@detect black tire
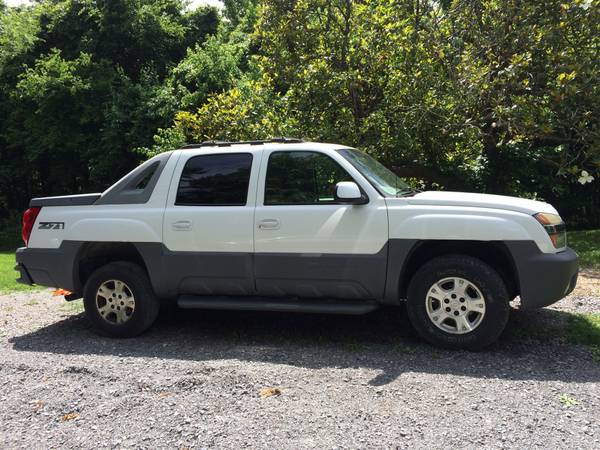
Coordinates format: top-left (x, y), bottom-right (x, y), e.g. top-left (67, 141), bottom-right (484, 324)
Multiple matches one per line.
top-left (406, 254), bottom-right (510, 350)
top-left (83, 261), bottom-right (159, 338)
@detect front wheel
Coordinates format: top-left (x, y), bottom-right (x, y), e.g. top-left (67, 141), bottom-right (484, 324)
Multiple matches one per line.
top-left (406, 255), bottom-right (510, 350)
top-left (83, 261), bottom-right (159, 338)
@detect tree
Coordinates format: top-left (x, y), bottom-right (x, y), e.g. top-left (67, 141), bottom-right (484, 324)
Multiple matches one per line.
top-left (1, 0), bottom-right (599, 228)
top-left (170, 0), bottom-right (600, 225)
top-left (0, 0), bottom-right (223, 212)
top-left (165, 30), bottom-right (250, 111)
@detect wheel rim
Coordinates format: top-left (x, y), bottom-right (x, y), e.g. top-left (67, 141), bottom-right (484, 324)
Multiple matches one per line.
top-left (95, 279), bottom-right (135, 325)
top-left (425, 277), bottom-right (486, 334)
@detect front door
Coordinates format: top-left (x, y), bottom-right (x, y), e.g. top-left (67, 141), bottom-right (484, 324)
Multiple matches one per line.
top-left (162, 150), bottom-right (261, 297)
top-left (254, 149), bottom-right (389, 299)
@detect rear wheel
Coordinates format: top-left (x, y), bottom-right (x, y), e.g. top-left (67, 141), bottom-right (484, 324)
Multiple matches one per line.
top-left (406, 255), bottom-right (510, 350)
top-left (83, 261), bottom-right (159, 337)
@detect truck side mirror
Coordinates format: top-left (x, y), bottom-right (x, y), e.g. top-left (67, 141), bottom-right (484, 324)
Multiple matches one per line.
top-left (335, 181), bottom-right (368, 204)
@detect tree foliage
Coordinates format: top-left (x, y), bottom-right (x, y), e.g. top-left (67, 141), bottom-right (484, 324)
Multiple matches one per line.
top-left (0, 0), bottom-right (221, 214)
top-left (1, 0), bottom-right (599, 227)
top-left (174, 0), bottom-right (600, 226)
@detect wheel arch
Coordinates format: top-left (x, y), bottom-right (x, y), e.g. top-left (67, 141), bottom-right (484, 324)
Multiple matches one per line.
top-left (393, 240), bottom-right (520, 301)
top-left (74, 242), bottom-right (150, 292)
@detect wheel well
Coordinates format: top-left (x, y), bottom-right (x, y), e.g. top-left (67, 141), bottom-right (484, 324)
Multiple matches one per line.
top-left (399, 240), bottom-right (520, 299)
top-left (76, 242), bottom-right (148, 290)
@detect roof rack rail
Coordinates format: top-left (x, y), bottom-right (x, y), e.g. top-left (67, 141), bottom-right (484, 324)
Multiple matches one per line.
top-left (181, 137), bottom-right (303, 149)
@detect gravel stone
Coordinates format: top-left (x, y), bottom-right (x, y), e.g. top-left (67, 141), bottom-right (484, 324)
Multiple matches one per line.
top-left (0, 286), bottom-right (599, 449)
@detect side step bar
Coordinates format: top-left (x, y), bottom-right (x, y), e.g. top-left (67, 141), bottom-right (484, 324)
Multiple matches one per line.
top-left (177, 296), bottom-right (379, 315)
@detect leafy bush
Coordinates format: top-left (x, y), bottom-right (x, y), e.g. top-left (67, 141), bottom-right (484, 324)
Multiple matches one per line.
top-left (1, 0), bottom-right (599, 227)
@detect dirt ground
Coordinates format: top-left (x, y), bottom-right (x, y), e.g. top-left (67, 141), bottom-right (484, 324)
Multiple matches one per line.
top-left (0, 273), bottom-right (599, 449)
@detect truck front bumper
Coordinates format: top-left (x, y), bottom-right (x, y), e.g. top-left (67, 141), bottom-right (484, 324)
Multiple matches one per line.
top-left (506, 242), bottom-right (579, 309)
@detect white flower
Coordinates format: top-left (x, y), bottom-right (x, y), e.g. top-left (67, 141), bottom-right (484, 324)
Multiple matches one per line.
top-left (581, 0), bottom-right (593, 10)
top-left (578, 170), bottom-right (594, 185)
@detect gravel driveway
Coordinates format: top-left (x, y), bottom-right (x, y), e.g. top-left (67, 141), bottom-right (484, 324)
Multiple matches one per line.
top-left (1, 273), bottom-right (599, 449)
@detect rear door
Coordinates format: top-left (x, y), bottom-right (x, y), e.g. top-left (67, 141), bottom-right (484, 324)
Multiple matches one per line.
top-left (162, 150), bottom-right (261, 297)
top-left (253, 149), bottom-right (389, 300)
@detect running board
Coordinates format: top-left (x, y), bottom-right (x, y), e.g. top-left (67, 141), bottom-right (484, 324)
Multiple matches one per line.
top-left (177, 296), bottom-right (379, 315)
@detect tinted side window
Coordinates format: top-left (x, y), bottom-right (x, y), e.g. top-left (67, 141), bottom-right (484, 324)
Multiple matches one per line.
top-left (265, 151), bottom-right (353, 205)
top-left (176, 153), bottom-right (253, 206)
top-left (134, 162), bottom-right (158, 190)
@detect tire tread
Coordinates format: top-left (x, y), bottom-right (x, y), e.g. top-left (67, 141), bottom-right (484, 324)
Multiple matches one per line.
top-left (83, 261), bottom-right (159, 338)
top-left (406, 254), bottom-right (510, 350)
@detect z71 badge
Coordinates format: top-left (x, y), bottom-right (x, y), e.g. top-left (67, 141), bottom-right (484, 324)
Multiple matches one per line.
top-left (38, 222), bottom-right (65, 230)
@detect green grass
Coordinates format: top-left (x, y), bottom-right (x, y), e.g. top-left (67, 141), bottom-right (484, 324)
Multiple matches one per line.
top-left (511, 312), bottom-right (600, 362)
top-left (590, 346), bottom-right (600, 363)
top-left (568, 230), bottom-right (600, 269)
top-left (0, 226), bottom-right (20, 251)
top-left (0, 251), bottom-right (40, 294)
top-left (558, 394), bottom-right (580, 407)
top-left (510, 313), bottom-right (600, 347)
top-left (565, 313), bottom-right (600, 363)
top-left (565, 313), bottom-right (600, 346)
top-left (61, 299), bottom-right (84, 314)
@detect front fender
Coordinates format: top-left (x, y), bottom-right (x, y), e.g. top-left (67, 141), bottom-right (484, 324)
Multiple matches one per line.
top-left (387, 203), bottom-right (556, 254)
top-left (393, 213), bottom-right (528, 241)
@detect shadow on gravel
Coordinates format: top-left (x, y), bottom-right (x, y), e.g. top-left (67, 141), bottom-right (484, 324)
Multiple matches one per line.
top-left (9, 305), bottom-right (600, 385)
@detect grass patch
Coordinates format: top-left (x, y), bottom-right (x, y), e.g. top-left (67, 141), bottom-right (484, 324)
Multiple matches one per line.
top-left (340, 338), bottom-right (368, 353)
top-left (565, 313), bottom-right (600, 346)
top-left (0, 251), bottom-right (40, 294)
top-left (590, 346), bottom-right (600, 363)
top-left (0, 221), bottom-right (37, 294)
top-left (568, 229), bottom-right (600, 269)
top-left (0, 221), bottom-right (21, 251)
top-left (558, 394), bottom-right (580, 407)
top-left (396, 343), bottom-right (417, 355)
top-left (515, 313), bottom-right (600, 348)
top-left (508, 323), bottom-right (556, 341)
top-left (60, 299), bottom-right (84, 314)
top-left (566, 313), bottom-right (600, 363)
top-left (511, 312), bottom-right (600, 362)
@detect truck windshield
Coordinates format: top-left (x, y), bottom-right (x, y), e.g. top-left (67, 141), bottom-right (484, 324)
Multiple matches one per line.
top-left (337, 148), bottom-right (415, 197)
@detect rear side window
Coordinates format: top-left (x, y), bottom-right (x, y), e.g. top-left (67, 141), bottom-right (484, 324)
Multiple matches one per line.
top-left (176, 153), bottom-right (253, 206)
top-left (134, 162), bottom-right (158, 190)
top-left (96, 152), bottom-right (173, 205)
top-left (265, 151), bottom-right (353, 205)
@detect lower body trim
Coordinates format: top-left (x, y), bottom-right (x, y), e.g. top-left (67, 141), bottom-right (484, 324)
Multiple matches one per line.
top-left (178, 295), bottom-right (379, 314)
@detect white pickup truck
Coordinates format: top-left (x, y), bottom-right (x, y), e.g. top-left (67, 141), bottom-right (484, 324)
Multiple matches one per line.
top-left (15, 138), bottom-right (578, 349)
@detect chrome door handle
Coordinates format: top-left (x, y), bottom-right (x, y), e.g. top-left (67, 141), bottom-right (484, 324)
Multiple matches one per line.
top-left (172, 220), bottom-right (192, 231)
top-left (258, 219), bottom-right (280, 230)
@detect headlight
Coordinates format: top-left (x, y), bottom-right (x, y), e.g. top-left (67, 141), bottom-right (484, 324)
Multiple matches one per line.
top-left (534, 213), bottom-right (566, 248)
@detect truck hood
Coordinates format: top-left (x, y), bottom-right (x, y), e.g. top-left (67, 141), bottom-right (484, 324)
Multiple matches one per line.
top-left (401, 191), bottom-right (558, 215)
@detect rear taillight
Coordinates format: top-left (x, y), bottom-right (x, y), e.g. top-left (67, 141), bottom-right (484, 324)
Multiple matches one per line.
top-left (22, 206), bottom-right (41, 246)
